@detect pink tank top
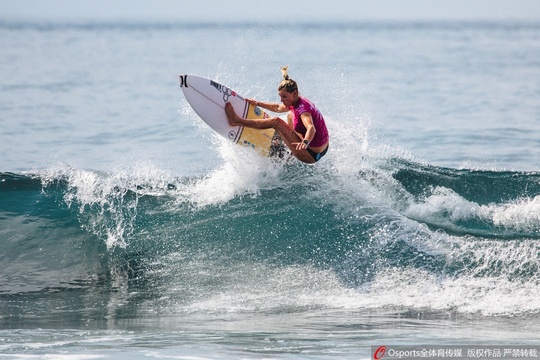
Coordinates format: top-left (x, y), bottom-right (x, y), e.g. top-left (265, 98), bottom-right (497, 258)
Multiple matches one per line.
top-left (289, 97), bottom-right (329, 148)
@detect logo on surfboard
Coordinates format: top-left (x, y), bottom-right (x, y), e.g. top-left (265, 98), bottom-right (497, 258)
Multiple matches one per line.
top-left (179, 74), bottom-right (188, 88)
top-left (210, 80), bottom-right (236, 102)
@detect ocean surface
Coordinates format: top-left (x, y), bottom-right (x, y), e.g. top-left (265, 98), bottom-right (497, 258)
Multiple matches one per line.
top-left (1, 20), bottom-right (540, 359)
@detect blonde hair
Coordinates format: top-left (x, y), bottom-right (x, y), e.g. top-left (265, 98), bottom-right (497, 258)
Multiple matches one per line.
top-left (278, 65), bottom-right (298, 93)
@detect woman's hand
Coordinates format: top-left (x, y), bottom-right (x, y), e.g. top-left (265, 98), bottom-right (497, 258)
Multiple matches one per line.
top-left (292, 140), bottom-right (309, 150)
top-left (246, 98), bottom-right (258, 107)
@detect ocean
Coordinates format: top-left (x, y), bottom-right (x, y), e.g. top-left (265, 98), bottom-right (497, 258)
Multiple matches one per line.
top-left (1, 20), bottom-right (540, 359)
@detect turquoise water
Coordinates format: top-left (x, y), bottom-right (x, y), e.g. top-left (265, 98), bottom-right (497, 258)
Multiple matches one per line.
top-left (1, 21), bottom-right (540, 359)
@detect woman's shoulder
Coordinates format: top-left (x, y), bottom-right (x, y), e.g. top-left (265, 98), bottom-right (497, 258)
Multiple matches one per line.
top-left (299, 96), bottom-right (321, 113)
top-left (297, 96), bottom-right (313, 109)
top-left (299, 96), bottom-right (311, 104)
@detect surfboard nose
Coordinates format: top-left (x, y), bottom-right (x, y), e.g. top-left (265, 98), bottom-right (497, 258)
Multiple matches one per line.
top-left (179, 74), bottom-right (188, 88)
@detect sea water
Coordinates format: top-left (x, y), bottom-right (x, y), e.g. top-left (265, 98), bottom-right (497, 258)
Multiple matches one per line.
top-left (1, 20), bottom-right (540, 359)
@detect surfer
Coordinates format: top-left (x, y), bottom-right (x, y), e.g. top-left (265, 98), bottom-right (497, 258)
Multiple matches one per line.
top-left (224, 66), bottom-right (329, 164)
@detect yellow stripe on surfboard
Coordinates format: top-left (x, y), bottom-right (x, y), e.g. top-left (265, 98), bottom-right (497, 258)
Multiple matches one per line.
top-left (237, 103), bottom-right (276, 157)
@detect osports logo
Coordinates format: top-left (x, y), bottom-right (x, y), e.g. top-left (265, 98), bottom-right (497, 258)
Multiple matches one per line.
top-left (373, 346), bottom-right (387, 360)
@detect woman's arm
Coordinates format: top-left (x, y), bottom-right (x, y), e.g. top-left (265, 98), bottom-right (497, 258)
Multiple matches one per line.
top-left (247, 98), bottom-right (288, 113)
top-left (292, 112), bottom-right (316, 150)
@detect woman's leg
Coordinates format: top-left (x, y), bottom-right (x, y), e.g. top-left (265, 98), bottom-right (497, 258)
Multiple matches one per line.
top-left (225, 103), bottom-right (314, 163)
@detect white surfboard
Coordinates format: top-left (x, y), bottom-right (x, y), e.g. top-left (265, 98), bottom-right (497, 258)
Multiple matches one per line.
top-left (179, 74), bottom-right (285, 157)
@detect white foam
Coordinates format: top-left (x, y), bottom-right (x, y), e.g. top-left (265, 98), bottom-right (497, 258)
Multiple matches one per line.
top-left (357, 267), bottom-right (540, 316)
top-left (160, 246), bottom-right (540, 317)
top-left (405, 186), bottom-right (481, 224)
top-left (180, 261), bottom-right (360, 313)
top-left (40, 162), bottom-right (177, 249)
top-left (404, 186), bottom-right (540, 235)
top-left (174, 138), bottom-right (284, 207)
top-left (488, 195), bottom-right (540, 232)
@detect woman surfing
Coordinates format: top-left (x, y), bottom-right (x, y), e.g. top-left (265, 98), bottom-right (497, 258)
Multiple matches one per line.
top-left (225, 66), bottom-right (329, 164)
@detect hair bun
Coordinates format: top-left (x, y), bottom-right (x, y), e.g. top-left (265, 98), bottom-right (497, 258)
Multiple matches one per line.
top-left (277, 65), bottom-right (298, 93)
top-left (280, 65), bottom-right (289, 80)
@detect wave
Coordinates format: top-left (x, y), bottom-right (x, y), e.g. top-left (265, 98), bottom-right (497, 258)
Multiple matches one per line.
top-left (392, 159), bottom-right (540, 238)
top-left (2, 147), bottom-right (540, 317)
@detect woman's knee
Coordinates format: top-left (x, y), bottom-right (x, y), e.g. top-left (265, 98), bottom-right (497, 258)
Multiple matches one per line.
top-left (269, 117), bottom-right (282, 127)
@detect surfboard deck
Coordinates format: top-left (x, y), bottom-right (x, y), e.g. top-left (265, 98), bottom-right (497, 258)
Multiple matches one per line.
top-left (179, 74), bottom-right (286, 158)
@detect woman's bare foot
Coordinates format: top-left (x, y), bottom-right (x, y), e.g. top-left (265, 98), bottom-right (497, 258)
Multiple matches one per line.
top-left (225, 102), bottom-right (242, 126)
top-left (225, 102), bottom-right (279, 130)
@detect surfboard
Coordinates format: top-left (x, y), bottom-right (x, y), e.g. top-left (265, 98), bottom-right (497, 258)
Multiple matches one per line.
top-left (179, 74), bottom-right (286, 158)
